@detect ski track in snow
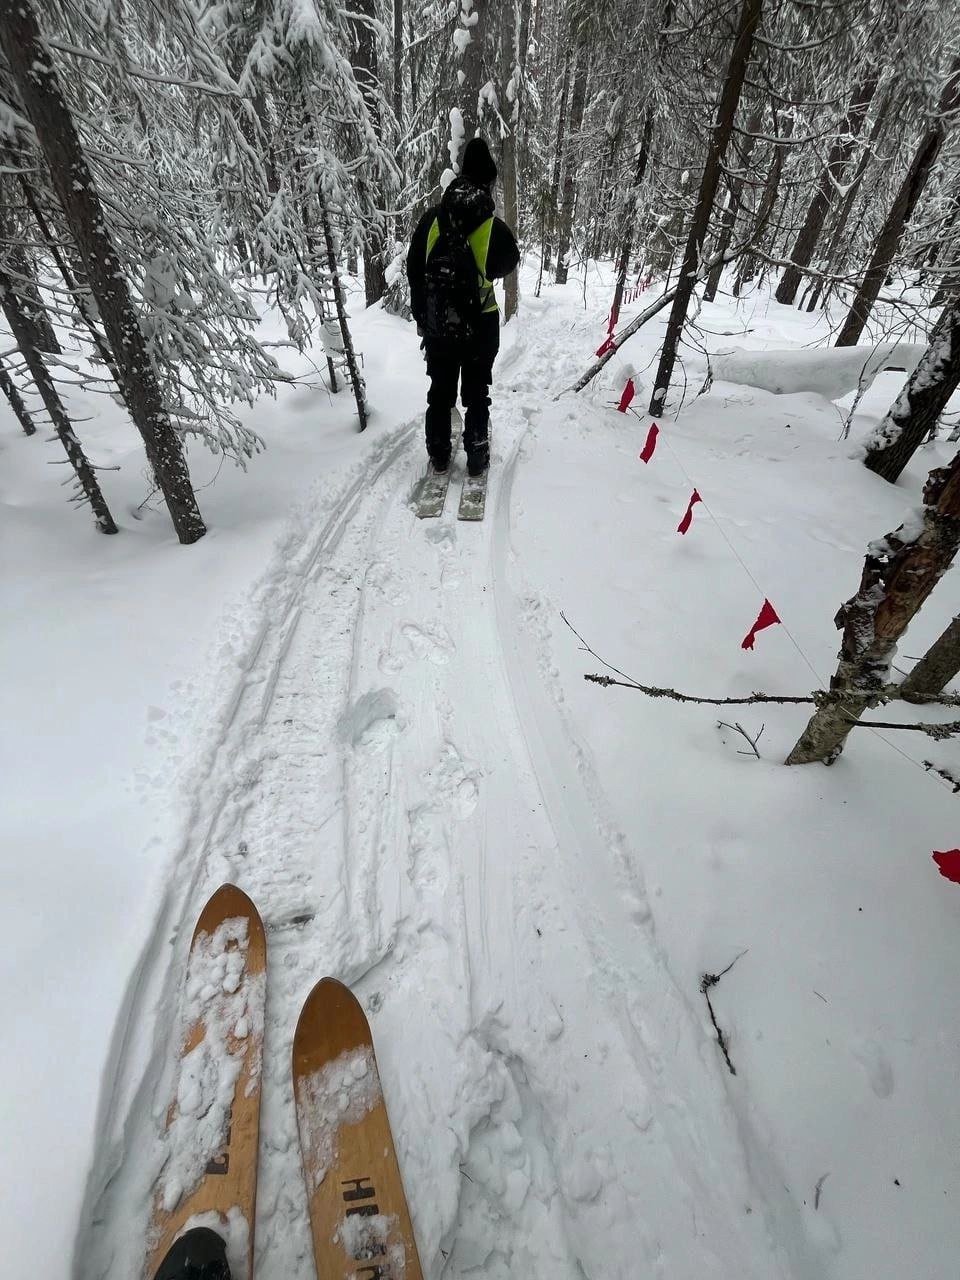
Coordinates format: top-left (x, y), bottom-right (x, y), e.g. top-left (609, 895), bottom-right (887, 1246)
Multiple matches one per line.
top-left (79, 313), bottom-right (818, 1280)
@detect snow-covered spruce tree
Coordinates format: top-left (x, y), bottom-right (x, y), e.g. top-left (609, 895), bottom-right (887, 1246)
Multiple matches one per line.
top-left (786, 451), bottom-right (960, 766)
top-left (861, 298), bottom-right (960, 483)
top-left (0, 0), bottom-right (205, 542)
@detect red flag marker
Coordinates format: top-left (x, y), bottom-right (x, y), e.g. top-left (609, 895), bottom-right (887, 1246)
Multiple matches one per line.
top-left (677, 488), bottom-right (702, 534)
top-left (639, 422), bottom-right (659, 463)
top-left (741, 598), bottom-right (781, 650)
top-left (933, 849), bottom-right (960, 884)
top-left (617, 377), bottom-right (635, 413)
top-left (596, 336), bottom-right (616, 357)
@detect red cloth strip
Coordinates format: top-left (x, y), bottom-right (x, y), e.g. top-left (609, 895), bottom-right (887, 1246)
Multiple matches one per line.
top-left (639, 422), bottom-right (659, 463)
top-left (677, 488), bottom-right (701, 534)
top-left (741, 598), bottom-right (781, 650)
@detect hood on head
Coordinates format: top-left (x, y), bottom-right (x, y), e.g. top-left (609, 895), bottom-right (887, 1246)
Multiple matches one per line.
top-left (440, 177), bottom-right (495, 234)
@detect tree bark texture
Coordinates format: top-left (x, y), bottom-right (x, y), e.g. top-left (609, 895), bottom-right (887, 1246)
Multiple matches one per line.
top-left (611, 108), bottom-right (654, 323)
top-left (320, 198), bottom-right (368, 431)
top-left (786, 452), bottom-right (960, 764)
top-left (0, 263), bottom-right (117, 531)
top-left (704, 105), bottom-right (763, 303)
top-left (775, 73), bottom-right (877, 306)
top-left (649, 0), bottom-right (763, 416)
top-left (862, 300), bottom-right (960, 482)
top-left (0, 0), bottom-right (205, 543)
top-left (458, 0), bottom-right (485, 142)
top-left (543, 46), bottom-right (572, 275)
top-left (836, 57), bottom-right (960, 348)
top-left (0, 357), bottom-right (37, 435)
top-left (554, 44), bottom-right (589, 285)
top-left (350, 0), bottom-right (388, 305)
top-left (900, 614), bottom-right (960, 700)
top-left (501, 0), bottom-right (521, 321)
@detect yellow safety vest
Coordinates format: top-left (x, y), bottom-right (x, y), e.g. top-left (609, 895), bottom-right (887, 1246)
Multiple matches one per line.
top-left (425, 216), bottom-right (498, 314)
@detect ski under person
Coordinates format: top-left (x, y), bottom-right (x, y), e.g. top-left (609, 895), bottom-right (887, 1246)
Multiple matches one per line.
top-left (407, 136), bottom-right (520, 478)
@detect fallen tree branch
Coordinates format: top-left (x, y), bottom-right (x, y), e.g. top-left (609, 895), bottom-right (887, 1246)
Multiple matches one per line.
top-left (586, 673), bottom-right (814, 703)
top-left (700, 950), bottom-right (747, 1076)
top-left (718, 719), bottom-right (765, 756)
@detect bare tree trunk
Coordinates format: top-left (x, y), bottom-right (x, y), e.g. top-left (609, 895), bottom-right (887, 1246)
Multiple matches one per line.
top-left (0, 264), bottom-right (117, 531)
top-left (320, 198), bottom-right (368, 431)
top-left (900, 614), bottom-right (960, 700)
top-left (836, 58), bottom-right (960, 347)
top-left (16, 171), bottom-right (122, 384)
top-left (501, 0), bottom-right (521, 322)
top-left (554, 45), bottom-right (589, 285)
top-left (862, 299), bottom-right (960, 482)
top-left (704, 105), bottom-right (763, 302)
top-left (611, 109), bottom-right (654, 322)
top-left (6, 246), bottom-right (60, 354)
top-left (543, 47), bottom-right (572, 275)
top-left (0, 357), bottom-right (37, 435)
top-left (775, 73), bottom-right (878, 306)
top-left (650, 0), bottom-right (763, 416)
top-left (350, 0), bottom-right (388, 305)
top-left (786, 452), bottom-right (960, 764)
top-left (0, 0), bottom-right (205, 543)
top-left (458, 0), bottom-right (486, 141)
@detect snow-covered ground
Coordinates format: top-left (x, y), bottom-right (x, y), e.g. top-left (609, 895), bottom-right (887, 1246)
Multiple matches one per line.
top-left (3, 265), bottom-right (959, 1280)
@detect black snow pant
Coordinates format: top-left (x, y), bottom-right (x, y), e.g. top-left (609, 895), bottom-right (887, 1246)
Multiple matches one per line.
top-left (423, 318), bottom-right (500, 473)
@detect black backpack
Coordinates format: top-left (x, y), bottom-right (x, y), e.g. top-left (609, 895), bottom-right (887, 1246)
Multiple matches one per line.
top-left (421, 211), bottom-right (482, 343)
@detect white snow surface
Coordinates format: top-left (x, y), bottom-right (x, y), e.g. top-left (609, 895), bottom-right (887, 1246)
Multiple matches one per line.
top-left (712, 341), bottom-right (924, 400)
top-left (296, 1047), bottom-right (381, 1191)
top-left (3, 267), bottom-right (960, 1280)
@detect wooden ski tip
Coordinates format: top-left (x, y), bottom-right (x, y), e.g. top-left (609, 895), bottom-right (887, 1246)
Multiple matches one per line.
top-left (293, 977), bottom-right (370, 1069)
top-left (192, 884), bottom-right (264, 950)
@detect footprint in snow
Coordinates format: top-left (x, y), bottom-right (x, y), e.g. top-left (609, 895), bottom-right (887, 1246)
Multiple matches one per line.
top-left (401, 621), bottom-right (456, 665)
top-left (850, 1036), bottom-right (895, 1098)
top-left (337, 688), bottom-right (403, 751)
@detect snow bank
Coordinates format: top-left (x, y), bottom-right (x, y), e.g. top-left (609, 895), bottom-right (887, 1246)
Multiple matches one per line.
top-left (712, 342), bottom-right (924, 401)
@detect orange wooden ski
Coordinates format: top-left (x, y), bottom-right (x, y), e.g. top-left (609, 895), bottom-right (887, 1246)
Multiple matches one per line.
top-left (145, 884), bottom-right (266, 1280)
top-left (292, 978), bottom-right (423, 1280)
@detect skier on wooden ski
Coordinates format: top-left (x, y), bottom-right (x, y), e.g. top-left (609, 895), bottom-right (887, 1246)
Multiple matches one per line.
top-left (407, 137), bottom-right (520, 478)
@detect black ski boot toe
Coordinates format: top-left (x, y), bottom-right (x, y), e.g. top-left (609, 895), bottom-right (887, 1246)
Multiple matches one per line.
top-left (154, 1227), bottom-right (231, 1280)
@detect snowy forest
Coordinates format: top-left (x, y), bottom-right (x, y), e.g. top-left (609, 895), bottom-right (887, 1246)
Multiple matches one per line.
top-left (3, 0), bottom-right (960, 1278)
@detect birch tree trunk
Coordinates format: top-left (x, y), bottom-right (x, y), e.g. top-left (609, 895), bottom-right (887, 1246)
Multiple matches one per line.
top-left (862, 300), bottom-right (960, 482)
top-left (786, 452), bottom-right (960, 764)
top-left (0, 0), bottom-right (205, 543)
top-left (0, 263), bottom-right (117, 532)
top-left (649, 0), bottom-right (763, 416)
top-left (836, 58), bottom-right (960, 347)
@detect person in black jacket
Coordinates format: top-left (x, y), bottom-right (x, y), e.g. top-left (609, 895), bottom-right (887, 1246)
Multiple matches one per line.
top-left (407, 137), bottom-right (520, 476)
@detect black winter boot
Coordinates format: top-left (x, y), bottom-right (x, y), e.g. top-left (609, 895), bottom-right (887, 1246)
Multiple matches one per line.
top-left (154, 1227), bottom-right (231, 1280)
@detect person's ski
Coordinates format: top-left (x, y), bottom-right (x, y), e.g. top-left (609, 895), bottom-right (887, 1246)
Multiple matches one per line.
top-left (457, 467), bottom-right (488, 521)
top-left (145, 884), bottom-right (266, 1280)
top-left (414, 410), bottom-right (463, 518)
top-left (292, 978), bottom-right (424, 1280)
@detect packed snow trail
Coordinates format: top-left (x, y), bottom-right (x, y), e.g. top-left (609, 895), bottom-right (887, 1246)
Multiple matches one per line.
top-left (79, 303), bottom-right (818, 1280)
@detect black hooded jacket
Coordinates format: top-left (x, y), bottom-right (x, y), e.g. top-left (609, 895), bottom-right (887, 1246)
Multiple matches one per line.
top-left (406, 177), bottom-right (520, 331)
